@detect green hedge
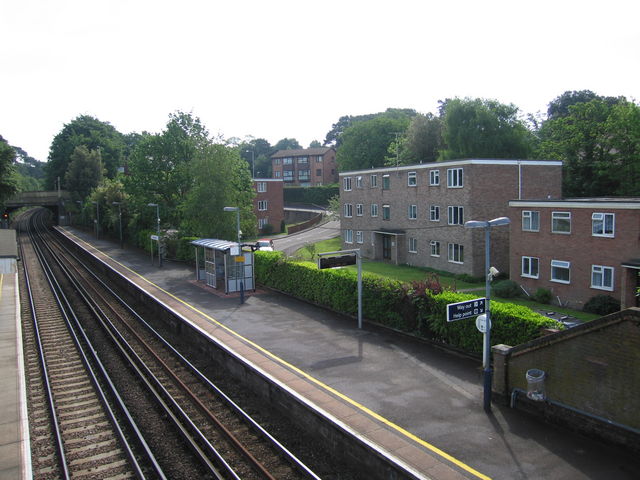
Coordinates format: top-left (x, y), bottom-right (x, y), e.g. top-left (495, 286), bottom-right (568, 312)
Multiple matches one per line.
top-left (283, 184), bottom-right (339, 206)
top-left (255, 252), bottom-right (563, 354)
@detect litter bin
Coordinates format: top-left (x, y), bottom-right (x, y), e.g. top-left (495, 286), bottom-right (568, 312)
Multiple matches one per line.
top-left (526, 369), bottom-right (546, 401)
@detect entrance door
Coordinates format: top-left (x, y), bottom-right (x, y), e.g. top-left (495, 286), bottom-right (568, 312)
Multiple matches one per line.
top-left (382, 235), bottom-right (391, 260)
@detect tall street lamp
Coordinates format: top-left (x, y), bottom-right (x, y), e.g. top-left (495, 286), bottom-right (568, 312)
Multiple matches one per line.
top-left (92, 201), bottom-right (100, 238)
top-left (112, 202), bottom-right (123, 249)
top-left (223, 206), bottom-right (241, 244)
top-left (148, 203), bottom-right (161, 267)
top-left (245, 149), bottom-right (255, 178)
top-left (464, 216), bottom-right (510, 413)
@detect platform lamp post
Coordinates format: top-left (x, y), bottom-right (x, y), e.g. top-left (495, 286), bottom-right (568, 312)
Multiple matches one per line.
top-left (148, 203), bottom-right (161, 267)
top-left (223, 206), bottom-right (244, 303)
top-left (464, 216), bottom-right (510, 413)
top-left (112, 202), bottom-right (123, 248)
top-left (245, 149), bottom-right (255, 178)
top-left (91, 201), bottom-right (100, 239)
top-left (75, 200), bottom-right (82, 226)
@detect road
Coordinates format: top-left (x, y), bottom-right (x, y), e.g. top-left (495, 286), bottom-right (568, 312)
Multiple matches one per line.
top-left (272, 219), bottom-right (340, 256)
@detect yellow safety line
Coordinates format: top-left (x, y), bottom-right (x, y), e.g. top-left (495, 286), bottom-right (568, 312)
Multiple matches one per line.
top-left (62, 228), bottom-right (491, 480)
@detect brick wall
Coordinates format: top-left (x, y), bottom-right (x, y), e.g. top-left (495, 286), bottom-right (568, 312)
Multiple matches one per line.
top-left (492, 308), bottom-right (640, 451)
top-left (254, 179), bottom-right (284, 233)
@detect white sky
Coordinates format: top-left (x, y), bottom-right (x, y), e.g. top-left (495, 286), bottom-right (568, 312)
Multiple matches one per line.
top-left (1, 0), bottom-right (638, 161)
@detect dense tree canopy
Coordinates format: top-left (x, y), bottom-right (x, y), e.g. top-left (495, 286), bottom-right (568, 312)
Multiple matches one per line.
top-left (45, 115), bottom-right (125, 189)
top-left (0, 137), bottom-right (18, 203)
top-left (385, 113), bottom-right (442, 166)
top-left (65, 146), bottom-right (103, 201)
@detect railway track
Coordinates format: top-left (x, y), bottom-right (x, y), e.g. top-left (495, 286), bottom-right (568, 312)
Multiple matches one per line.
top-left (19, 208), bottom-right (320, 479)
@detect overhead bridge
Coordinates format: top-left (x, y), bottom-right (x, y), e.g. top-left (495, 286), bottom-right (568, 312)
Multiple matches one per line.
top-left (4, 190), bottom-right (72, 224)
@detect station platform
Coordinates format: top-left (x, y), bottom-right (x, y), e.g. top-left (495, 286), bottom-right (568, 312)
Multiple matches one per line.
top-left (0, 266), bottom-right (30, 480)
top-left (12, 225), bottom-right (640, 479)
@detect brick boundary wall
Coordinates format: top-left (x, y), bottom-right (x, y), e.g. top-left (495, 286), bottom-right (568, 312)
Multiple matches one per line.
top-left (492, 308), bottom-right (640, 453)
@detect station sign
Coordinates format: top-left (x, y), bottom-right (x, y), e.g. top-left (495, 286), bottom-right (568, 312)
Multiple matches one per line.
top-left (446, 298), bottom-right (486, 322)
top-left (150, 234), bottom-right (159, 241)
top-left (318, 254), bottom-right (357, 269)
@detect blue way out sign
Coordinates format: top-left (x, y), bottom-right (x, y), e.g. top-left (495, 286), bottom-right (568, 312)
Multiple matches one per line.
top-left (447, 298), bottom-right (486, 322)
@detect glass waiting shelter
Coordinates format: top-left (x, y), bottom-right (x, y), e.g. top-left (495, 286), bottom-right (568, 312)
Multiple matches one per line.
top-left (191, 238), bottom-right (254, 294)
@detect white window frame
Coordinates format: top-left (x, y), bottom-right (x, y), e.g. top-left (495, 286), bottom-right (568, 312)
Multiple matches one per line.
top-left (258, 200), bottom-right (268, 211)
top-left (448, 243), bottom-right (464, 264)
top-left (522, 210), bottom-right (539, 232)
top-left (521, 256), bottom-right (539, 279)
top-left (258, 217), bottom-right (269, 229)
top-left (382, 175), bottom-right (390, 190)
top-left (408, 204), bottom-right (417, 220)
top-left (297, 156), bottom-right (308, 164)
top-left (283, 157), bottom-right (293, 165)
top-left (356, 230), bottom-right (364, 244)
top-left (409, 237), bottom-right (418, 253)
top-left (356, 175), bottom-right (363, 188)
top-left (430, 205), bottom-right (440, 222)
top-left (343, 176), bottom-right (352, 191)
top-left (356, 203), bottom-right (363, 216)
top-left (591, 265), bottom-right (614, 291)
top-left (429, 169), bottom-right (440, 186)
top-left (257, 182), bottom-right (267, 193)
top-left (592, 212), bottom-right (615, 237)
top-left (552, 211), bottom-right (571, 234)
top-left (274, 170), bottom-right (282, 178)
top-left (343, 203), bottom-right (353, 218)
top-left (551, 259), bottom-right (571, 284)
top-left (371, 203), bottom-right (379, 217)
top-left (345, 229), bottom-right (353, 244)
top-left (430, 240), bottom-right (440, 257)
top-left (408, 171), bottom-right (417, 187)
top-left (447, 167), bottom-right (463, 188)
top-left (447, 206), bottom-right (464, 225)
top-left (370, 174), bottom-right (378, 188)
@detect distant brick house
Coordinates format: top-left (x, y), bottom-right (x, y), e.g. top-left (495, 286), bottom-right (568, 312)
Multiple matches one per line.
top-left (253, 178), bottom-right (284, 234)
top-left (509, 198), bottom-right (640, 310)
top-left (271, 148), bottom-right (338, 187)
top-left (339, 159), bottom-right (563, 277)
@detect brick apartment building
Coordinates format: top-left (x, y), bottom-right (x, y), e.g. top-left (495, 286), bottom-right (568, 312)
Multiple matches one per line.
top-left (509, 198), bottom-right (640, 310)
top-left (271, 148), bottom-right (338, 187)
top-left (339, 159), bottom-right (563, 278)
top-left (253, 178), bottom-right (284, 234)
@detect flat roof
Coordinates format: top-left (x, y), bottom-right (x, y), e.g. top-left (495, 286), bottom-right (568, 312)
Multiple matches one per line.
top-left (510, 198), bottom-right (640, 209)
top-left (0, 230), bottom-right (17, 258)
top-left (190, 238), bottom-right (239, 251)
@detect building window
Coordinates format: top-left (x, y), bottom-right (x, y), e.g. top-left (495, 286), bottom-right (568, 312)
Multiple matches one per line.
top-left (370, 174), bottom-right (378, 188)
top-left (343, 176), bottom-right (352, 191)
top-left (447, 168), bottom-right (463, 188)
top-left (448, 206), bottom-right (464, 225)
top-left (356, 204), bottom-right (363, 216)
top-left (258, 217), bottom-right (269, 229)
top-left (316, 169), bottom-right (322, 176)
top-left (283, 171), bottom-right (293, 181)
top-left (343, 203), bottom-right (353, 218)
top-left (408, 171), bottom-right (417, 187)
top-left (448, 243), bottom-right (464, 263)
top-left (382, 175), bottom-right (390, 190)
top-left (551, 260), bottom-right (571, 283)
top-left (430, 240), bottom-right (440, 257)
top-left (258, 200), bottom-right (268, 211)
top-left (521, 256), bottom-right (539, 278)
top-left (274, 158), bottom-right (281, 165)
top-left (298, 169), bottom-right (310, 181)
top-left (297, 156), bottom-right (308, 164)
top-left (591, 265), bottom-right (614, 290)
top-left (356, 230), bottom-right (364, 244)
top-left (408, 204), bottom-right (417, 220)
top-left (382, 204), bottom-right (390, 220)
top-left (430, 205), bottom-right (440, 222)
top-left (592, 212), bottom-right (615, 237)
top-left (274, 171), bottom-right (282, 178)
top-left (283, 157), bottom-right (293, 165)
top-left (345, 229), bottom-right (353, 243)
top-left (356, 175), bottom-right (363, 188)
top-left (552, 212), bottom-right (571, 234)
top-left (371, 203), bottom-right (378, 217)
top-left (522, 210), bottom-right (540, 232)
top-left (316, 155), bottom-right (323, 163)
top-left (429, 170), bottom-right (440, 186)
top-left (257, 182), bottom-right (267, 193)
top-left (409, 237), bottom-right (418, 253)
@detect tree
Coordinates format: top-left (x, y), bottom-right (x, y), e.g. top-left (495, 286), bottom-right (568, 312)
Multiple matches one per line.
top-left (181, 143), bottom-right (256, 239)
top-left (385, 113), bottom-right (442, 166)
top-left (45, 115), bottom-right (125, 189)
top-left (273, 138), bottom-right (301, 151)
top-left (323, 108), bottom-right (417, 148)
top-left (239, 137), bottom-right (272, 178)
top-left (308, 140), bottom-right (322, 148)
top-left (64, 146), bottom-right (103, 201)
top-left (439, 98), bottom-right (534, 160)
top-left (546, 90), bottom-right (620, 120)
top-left (336, 114), bottom-right (411, 171)
top-left (0, 137), bottom-right (18, 203)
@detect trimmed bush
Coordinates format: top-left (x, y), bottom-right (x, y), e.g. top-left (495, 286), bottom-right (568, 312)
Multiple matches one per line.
top-left (583, 294), bottom-right (620, 316)
top-left (533, 287), bottom-right (553, 304)
top-left (255, 252), bottom-right (564, 354)
top-left (491, 279), bottom-right (520, 299)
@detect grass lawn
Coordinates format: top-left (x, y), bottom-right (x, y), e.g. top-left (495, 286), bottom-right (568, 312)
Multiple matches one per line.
top-left (292, 235), bottom-right (598, 322)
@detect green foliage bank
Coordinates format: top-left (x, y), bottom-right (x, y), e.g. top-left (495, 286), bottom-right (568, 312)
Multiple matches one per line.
top-left (255, 252), bottom-right (562, 354)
